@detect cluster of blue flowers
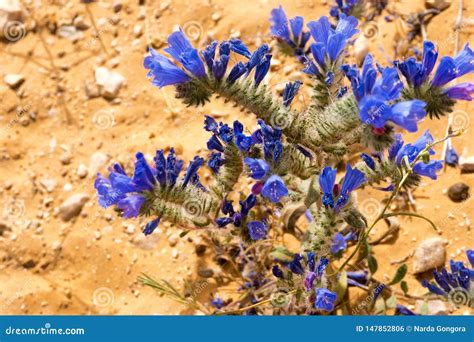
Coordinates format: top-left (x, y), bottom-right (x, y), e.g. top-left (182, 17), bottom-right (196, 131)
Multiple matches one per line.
top-left (329, 0), bottom-right (360, 19)
top-left (422, 250), bottom-right (473, 302)
top-left (144, 28), bottom-right (273, 89)
top-left (94, 3), bottom-right (474, 317)
top-left (396, 41), bottom-right (474, 101)
top-left (303, 14), bottom-right (359, 79)
top-left (269, 6), bottom-right (311, 57)
top-left (95, 149), bottom-right (204, 235)
top-left (273, 253), bottom-right (336, 311)
top-left (388, 130), bottom-right (443, 180)
top-left (343, 54), bottom-right (427, 133)
top-left (244, 120), bottom-right (288, 203)
top-left (204, 115), bottom-right (255, 173)
top-left (215, 194), bottom-right (268, 240)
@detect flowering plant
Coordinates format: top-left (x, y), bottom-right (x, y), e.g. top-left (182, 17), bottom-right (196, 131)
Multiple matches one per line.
top-left (95, 4), bottom-right (473, 315)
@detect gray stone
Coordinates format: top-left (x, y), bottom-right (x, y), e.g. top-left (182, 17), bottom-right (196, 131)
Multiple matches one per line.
top-left (460, 156), bottom-right (474, 174)
top-left (197, 267), bottom-right (214, 278)
top-left (59, 193), bottom-right (89, 221)
top-left (73, 15), bottom-right (90, 30)
top-left (0, 220), bottom-right (12, 236)
top-left (412, 237), bottom-right (446, 274)
top-left (448, 182), bottom-right (470, 202)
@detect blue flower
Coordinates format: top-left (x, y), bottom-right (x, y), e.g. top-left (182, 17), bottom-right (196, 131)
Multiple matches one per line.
top-left (143, 217), bottom-right (160, 236)
top-left (254, 54), bottom-right (272, 86)
top-left (244, 158), bottom-right (270, 180)
top-left (395, 304), bottom-right (416, 315)
top-left (211, 295), bottom-right (225, 309)
top-left (306, 14), bottom-right (359, 69)
top-left (288, 254), bottom-right (305, 275)
top-left (182, 156), bottom-right (204, 188)
top-left (422, 250), bottom-right (473, 300)
top-left (396, 41), bottom-right (438, 87)
top-left (315, 288), bottom-right (337, 311)
top-left (445, 142), bottom-right (459, 166)
top-left (444, 82), bottom-right (474, 100)
top-left (165, 29), bottom-right (206, 78)
top-left (432, 43), bottom-right (474, 87)
top-left (330, 231), bottom-right (357, 254)
top-left (247, 221), bottom-right (268, 240)
top-left (272, 265), bottom-right (284, 278)
top-left (319, 166), bottom-right (337, 208)
top-left (361, 153), bottom-right (376, 170)
top-left (391, 130), bottom-right (443, 180)
top-left (270, 6), bottom-right (311, 56)
top-left (261, 175), bottom-right (288, 203)
top-left (345, 55), bottom-right (427, 132)
top-left (346, 270), bottom-right (369, 288)
top-left (208, 152), bottom-right (225, 173)
top-left (319, 164), bottom-right (366, 210)
top-left (144, 48), bottom-right (190, 87)
top-left (282, 81), bottom-right (302, 107)
top-left (202, 40), bottom-right (251, 81)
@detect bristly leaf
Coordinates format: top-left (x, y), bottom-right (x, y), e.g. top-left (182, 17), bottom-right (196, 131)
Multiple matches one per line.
top-left (388, 264), bottom-right (407, 285)
top-left (400, 280), bottom-right (409, 296)
top-left (270, 246), bottom-right (294, 263)
top-left (368, 254), bottom-right (378, 274)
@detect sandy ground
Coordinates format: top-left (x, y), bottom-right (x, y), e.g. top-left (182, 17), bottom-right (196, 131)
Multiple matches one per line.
top-left (0, 0), bottom-right (473, 315)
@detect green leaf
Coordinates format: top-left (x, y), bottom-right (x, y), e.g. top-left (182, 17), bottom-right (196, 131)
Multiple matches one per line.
top-left (389, 264), bottom-right (407, 285)
top-left (400, 280), bottom-right (409, 295)
top-left (368, 254), bottom-right (378, 274)
top-left (270, 246), bottom-right (294, 263)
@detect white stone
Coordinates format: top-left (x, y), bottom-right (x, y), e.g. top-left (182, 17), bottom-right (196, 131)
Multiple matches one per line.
top-left (76, 163), bottom-right (88, 178)
top-left (412, 237), bottom-right (446, 274)
top-left (4, 73), bottom-right (24, 88)
top-left (88, 152), bottom-right (109, 176)
top-left (95, 67), bottom-right (125, 100)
